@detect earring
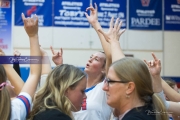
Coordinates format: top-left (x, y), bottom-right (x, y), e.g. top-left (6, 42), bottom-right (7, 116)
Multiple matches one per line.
top-left (126, 94), bottom-right (130, 98)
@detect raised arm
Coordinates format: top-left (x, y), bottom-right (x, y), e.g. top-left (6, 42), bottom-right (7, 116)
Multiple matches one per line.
top-left (1, 50), bottom-right (24, 95)
top-left (13, 50), bottom-right (21, 77)
top-left (85, 3), bottom-right (112, 74)
top-left (98, 17), bottom-right (125, 63)
top-left (20, 13), bottom-right (42, 98)
top-left (144, 53), bottom-right (162, 93)
top-left (40, 46), bottom-right (51, 75)
top-left (50, 46), bottom-right (63, 66)
top-left (162, 79), bottom-right (180, 102)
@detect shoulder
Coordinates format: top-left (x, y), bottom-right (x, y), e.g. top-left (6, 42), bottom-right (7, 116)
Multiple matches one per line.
top-left (34, 109), bottom-right (72, 120)
top-left (11, 92), bottom-right (32, 120)
top-left (122, 105), bottom-right (155, 120)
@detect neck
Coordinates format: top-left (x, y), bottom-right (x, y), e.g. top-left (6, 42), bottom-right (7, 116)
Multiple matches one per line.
top-left (118, 96), bottom-right (145, 115)
top-left (86, 73), bottom-right (103, 88)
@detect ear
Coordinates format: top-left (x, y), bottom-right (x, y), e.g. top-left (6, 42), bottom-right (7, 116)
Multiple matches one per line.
top-left (65, 88), bottom-right (70, 97)
top-left (125, 82), bottom-right (135, 95)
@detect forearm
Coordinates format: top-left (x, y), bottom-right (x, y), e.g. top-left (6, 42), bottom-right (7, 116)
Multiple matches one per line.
top-left (151, 75), bottom-right (162, 93)
top-left (168, 101), bottom-right (180, 115)
top-left (110, 41), bottom-right (125, 62)
top-left (29, 35), bottom-right (41, 75)
top-left (3, 64), bottom-right (24, 95)
top-left (41, 52), bottom-right (51, 75)
top-left (92, 22), bottom-right (111, 59)
top-left (21, 35), bottom-right (42, 97)
top-left (162, 79), bottom-right (180, 102)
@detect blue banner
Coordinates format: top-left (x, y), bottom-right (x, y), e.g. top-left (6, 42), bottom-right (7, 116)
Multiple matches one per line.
top-left (54, 0), bottom-right (90, 28)
top-left (0, 0), bottom-right (12, 54)
top-left (94, 0), bottom-right (126, 28)
top-left (164, 0), bottom-right (180, 31)
top-left (15, 0), bottom-right (52, 26)
top-left (0, 56), bottom-right (50, 64)
top-left (129, 0), bottom-right (162, 30)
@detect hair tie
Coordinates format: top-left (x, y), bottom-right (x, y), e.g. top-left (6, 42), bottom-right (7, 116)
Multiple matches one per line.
top-left (0, 82), bottom-right (14, 91)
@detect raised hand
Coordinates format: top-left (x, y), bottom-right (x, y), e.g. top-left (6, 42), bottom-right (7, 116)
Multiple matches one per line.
top-left (0, 48), bottom-right (5, 56)
top-left (85, 3), bottom-right (98, 26)
top-left (21, 13), bottom-right (38, 37)
top-left (13, 50), bottom-right (21, 56)
top-left (50, 46), bottom-right (63, 66)
top-left (98, 17), bottom-right (125, 43)
top-left (144, 53), bottom-right (161, 77)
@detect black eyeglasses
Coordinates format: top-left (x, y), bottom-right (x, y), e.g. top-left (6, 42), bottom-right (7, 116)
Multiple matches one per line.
top-left (104, 78), bottom-right (129, 86)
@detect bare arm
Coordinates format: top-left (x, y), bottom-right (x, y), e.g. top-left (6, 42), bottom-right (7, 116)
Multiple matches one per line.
top-left (98, 17), bottom-right (125, 63)
top-left (0, 49), bottom-right (24, 95)
top-left (2, 64), bottom-right (24, 95)
top-left (168, 101), bottom-right (180, 115)
top-left (40, 46), bottom-right (52, 75)
top-left (20, 13), bottom-right (41, 98)
top-left (144, 53), bottom-right (162, 93)
top-left (162, 79), bottom-right (180, 102)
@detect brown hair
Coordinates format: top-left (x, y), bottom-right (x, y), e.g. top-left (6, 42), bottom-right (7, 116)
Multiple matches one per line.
top-left (0, 65), bottom-right (11, 120)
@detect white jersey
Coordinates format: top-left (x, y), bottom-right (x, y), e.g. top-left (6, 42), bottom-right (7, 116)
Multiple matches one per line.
top-left (73, 82), bottom-right (112, 120)
top-left (11, 92), bottom-right (32, 120)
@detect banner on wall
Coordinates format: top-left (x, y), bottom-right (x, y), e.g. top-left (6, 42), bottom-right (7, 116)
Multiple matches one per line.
top-left (54, 0), bottom-right (90, 28)
top-left (164, 0), bottom-right (180, 30)
top-left (15, 0), bottom-right (52, 26)
top-left (0, 0), bottom-right (12, 54)
top-left (93, 0), bottom-right (126, 28)
top-left (129, 0), bottom-right (162, 30)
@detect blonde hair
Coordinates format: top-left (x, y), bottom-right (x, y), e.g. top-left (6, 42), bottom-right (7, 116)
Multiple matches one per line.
top-left (111, 58), bottom-right (168, 120)
top-left (28, 64), bottom-right (86, 120)
top-left (0, 65), bottom-right (11, 120)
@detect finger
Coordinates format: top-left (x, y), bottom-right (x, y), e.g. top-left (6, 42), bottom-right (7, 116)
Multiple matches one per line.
top-left (84, 12), bottom-right (89, 19)
top-left (21, 13), bottom-right (26, 21)
top-left (109, 17), bottom-right (114, 29)
top-left (118, 29), bottom-right (126, 36)
top-left (117, 21), bottom-right (123, 31)
top-left (151, 52), bottom-right (158, 61)
top-left (60, 48), bottom-right (63, 56)
top-left (94, 3), bottom-right (98, 11)
top-left (35, 14), bottom-right (38, 26)
top-left (158, 59), bottom-right (161, 66)
top-left (114, 18), bottom-right (119, 29)
top-left (150, 60), bottom-right (154, 66)
top-left (86, 7), bottom-right (95, 12)
top-left (50, 46), bottom-right (55, 55)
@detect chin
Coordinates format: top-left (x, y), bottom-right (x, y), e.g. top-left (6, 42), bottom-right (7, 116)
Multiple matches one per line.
top-left (107, 100), bottom-right (115, 108)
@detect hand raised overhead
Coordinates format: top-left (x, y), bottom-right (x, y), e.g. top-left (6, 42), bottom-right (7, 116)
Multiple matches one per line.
top-left (144, 53), bottom-right (161, 77)
top-left (13, 50), bottom-right (21, 56)
top-left (50, 46), bottom-right (63, 66)
top-left (98, 17), bottom-right (125, 43)
top-left (21, 13), bottom-right (38, 37)
top-left (85, 3), bottom-right (98, 25)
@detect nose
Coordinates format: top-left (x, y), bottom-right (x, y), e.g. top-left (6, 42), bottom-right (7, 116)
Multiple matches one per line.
top-left (102, 81), bottom-right (108, 91)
